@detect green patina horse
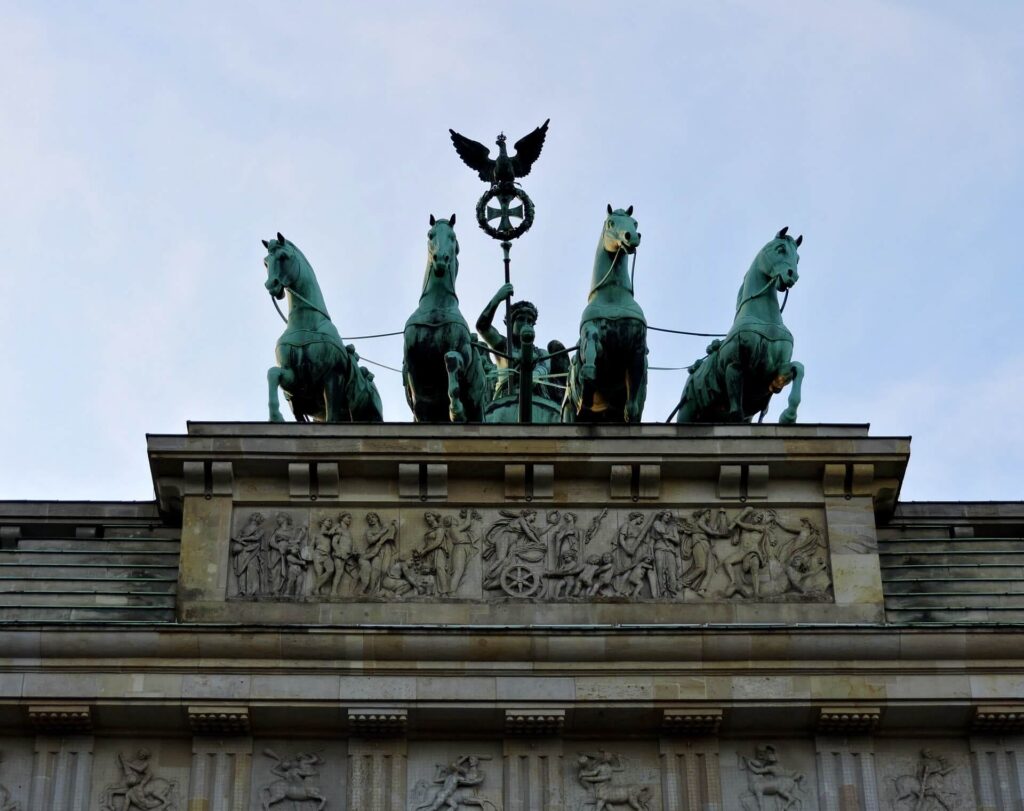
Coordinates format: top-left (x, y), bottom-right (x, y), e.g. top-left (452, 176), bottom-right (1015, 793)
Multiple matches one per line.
top-left (403, 215), bottom-right (490, 422)
top-left (563, 205), bottom-right (648, 423)
top-left (675, 227), bottom-right (805, 424)
top-left (263, 233), bottom-right (384, 423)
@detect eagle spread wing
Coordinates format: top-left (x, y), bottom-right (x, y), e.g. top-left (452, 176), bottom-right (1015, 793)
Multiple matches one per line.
top-left (449, 129), bottom-right (494, 182)
top-left (511, 118), bottom-right (550, 178)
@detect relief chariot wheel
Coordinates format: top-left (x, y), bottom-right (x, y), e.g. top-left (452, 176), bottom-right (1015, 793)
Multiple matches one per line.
top-left (475, 186), bottom-right (535, 241)
top-left (500, 563), bottom-right (542, 598)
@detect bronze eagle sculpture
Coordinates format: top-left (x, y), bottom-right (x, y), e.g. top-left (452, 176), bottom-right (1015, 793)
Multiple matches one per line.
top-left (449, 119), bottom-right (550, 190)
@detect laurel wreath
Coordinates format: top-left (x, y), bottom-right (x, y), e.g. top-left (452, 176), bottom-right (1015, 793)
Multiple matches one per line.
top-left (475, 186), bottom-right (535, 241)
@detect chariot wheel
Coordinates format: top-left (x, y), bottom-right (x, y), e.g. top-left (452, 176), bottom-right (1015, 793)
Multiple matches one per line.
top-left (500, 563), bottom-right (542, 598)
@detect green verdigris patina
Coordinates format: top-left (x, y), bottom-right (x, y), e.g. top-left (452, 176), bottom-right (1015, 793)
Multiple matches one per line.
top-left (563, 206), bottom-right (648, 423)
top-left (263, 233), bottom-right (383, 423)
top-left (475, 283), bottom-right (567, 423)
top-left (675, 227), bottom-right (805, 424)
top-left (403, 215), bottom-right (491, 422)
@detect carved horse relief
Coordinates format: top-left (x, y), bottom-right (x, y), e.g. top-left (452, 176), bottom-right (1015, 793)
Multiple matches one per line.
top-left (263, 233), bottom-right (384, 423)
top-left (675, 227), bottom-right (805, 424)
top-left (403, 215), bottom-right (491, 422)
top-left (563, 206), bottom-right (648, 423)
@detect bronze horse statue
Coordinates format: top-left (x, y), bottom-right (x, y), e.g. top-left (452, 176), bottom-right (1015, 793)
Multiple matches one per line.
top-left (263, 233), bottom-right (383, 423)
top-left (675, 227), bottom-right (805, 423)
top-left (403, 215), bottom-right (491, 422)
top-left (563, 205), bottom-right (648, 422)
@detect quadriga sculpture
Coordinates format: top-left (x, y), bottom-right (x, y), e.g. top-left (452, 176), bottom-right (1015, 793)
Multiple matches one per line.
top-left (675, 227), bottom-right (805, 424)
top-left (263, 233), bottom-right (384, 423)
top-left (403, 214), bottom-right (491, 422)
top-left (563, 205), bottom-right (648, 422)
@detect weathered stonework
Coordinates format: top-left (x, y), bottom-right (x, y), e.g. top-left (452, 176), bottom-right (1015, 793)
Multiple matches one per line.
top-left (0, 424), bottom-right (1022, 809)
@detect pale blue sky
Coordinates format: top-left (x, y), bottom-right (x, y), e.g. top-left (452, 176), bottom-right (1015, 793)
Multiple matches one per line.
top-left (1, 1), bottom-right (1021, 502)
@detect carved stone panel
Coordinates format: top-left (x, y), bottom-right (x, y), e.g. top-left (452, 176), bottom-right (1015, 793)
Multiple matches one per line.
top-left (875, 741), bottom-right (976, 811)
top-left (228, 506), bottom-right (832, 605)
top-left (407, 742), bottom-right (503, 811)
top-left (565, 743), bottom-right (662, 811)
top-left (720, 740), bottom-right (818, 811)
top-left (94, 741), bottom-right (186, 811)
top-left (0, 742), bottom-right (31, 811)
top-left (251, 740), bottom-right (346, 811)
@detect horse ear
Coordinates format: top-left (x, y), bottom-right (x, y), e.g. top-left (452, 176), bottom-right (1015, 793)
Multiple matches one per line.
top-left (776, 226), bottom-right (788, 239)
top-left (261, 239), bottom-right (269, 249)
top-left (277, 231), bottom-right (285, 244)
top-left (429, 214), bottom-right (436, 226)
top-left (795, 234), bottom-right (803, 247)
top-left (449, 213), bottom-right (456, 226)
top-left (607, 204), bottom-right (613, 215)
top-left (626, 205), bottom-right (634, 216)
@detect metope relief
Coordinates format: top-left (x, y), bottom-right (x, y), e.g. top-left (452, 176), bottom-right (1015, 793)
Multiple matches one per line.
top-left (259, 750), bottom-right (328, 810)
top-left (228, 506), bottom-right (831, 604)
top-left (0, 752), bottom-right (18, 811)
top-left (737, 745), bottom-right (807, 811)
top-left (886, 749), bottom-right (963, 811)
top-left (99, 749), bottom-right (178, 811)
top-left (574, 750), bottom-right (653, 811)
top-left (410, 755), bottom-right (499, 811)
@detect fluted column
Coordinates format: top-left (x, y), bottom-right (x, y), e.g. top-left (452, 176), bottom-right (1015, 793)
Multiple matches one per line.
top-left (659, 737), bottom-right (722, 811)
top-left (348, 738), bottom-right (407, 811)
top-left (187, 736), bottom-right (253, 811)
top-left (502, 738), bottom-right (564, 811)
top-left (29, 736), bottom-right (94, 811)
top-left (815, 736), bottom-right (879, 811)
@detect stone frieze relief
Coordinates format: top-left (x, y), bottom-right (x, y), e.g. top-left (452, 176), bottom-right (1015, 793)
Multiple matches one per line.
top-left (228, 506), bottom-right (832, 604)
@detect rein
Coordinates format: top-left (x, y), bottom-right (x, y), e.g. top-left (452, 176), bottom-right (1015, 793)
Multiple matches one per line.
top-left (590, 244), bottom-right (636, 296)
top-left (269, 285), bottom-right (332, 325)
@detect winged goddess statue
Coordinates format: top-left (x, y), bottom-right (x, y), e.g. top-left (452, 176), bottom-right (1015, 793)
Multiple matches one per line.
top-left (449, 119), bottom-right (550, 193)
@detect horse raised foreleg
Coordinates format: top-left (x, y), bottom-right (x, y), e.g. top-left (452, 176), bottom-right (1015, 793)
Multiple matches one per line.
top-left (445, 351), bottom-right (466, 423)
top-left (778, 361), bottom-right (804, 424)
top-left (267, 365), bottom-right (294, 423)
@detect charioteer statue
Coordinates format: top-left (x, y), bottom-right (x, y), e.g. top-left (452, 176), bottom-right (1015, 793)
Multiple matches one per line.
top-left (475, 283), bottom-right (567, 423)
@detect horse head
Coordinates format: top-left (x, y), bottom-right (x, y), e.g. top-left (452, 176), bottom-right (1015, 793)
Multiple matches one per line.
top-left (263, 231), bottom-right (301, 300)
top-left (426, 213), bottom-right (459, 281)
top-left (756, 226), bottom-right (803, 292)
top-left (603, 204), bottom-right (641, 255)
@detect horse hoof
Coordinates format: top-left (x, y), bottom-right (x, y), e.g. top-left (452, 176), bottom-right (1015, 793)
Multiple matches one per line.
top-left (269, 411), bottom-right (285, 423)
top-left (779, 408), bottom-right (797, 424)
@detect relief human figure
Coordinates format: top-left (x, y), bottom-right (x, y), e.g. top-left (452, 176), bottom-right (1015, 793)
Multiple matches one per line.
top-left (311, 517), bottom-right (335, 595)
top-left (362, 512), bottom-right (399, 595)
top-left (259, 750), bottom-right (326, 811)
top-left (738, 744), bottom-right (805, 811)
top-left (380, 555), bottom-right (423, 596)
top-left (552, 511), bottom-right (581, 570)
top-left (613, 512), bottom-right (658, 597)
top-left (482, 509), bottom-right (545, 589)
top-left (720, 507), bottom-right (771, 599)
top-left (447, 509), bottom-right (482, 594)
top-left (891, 749), bottom-right (956, 811)
top-left (266, 512), bottom-right (300, 596)
top-left (576, 750), bottom-right (652, 811)
top-left (413, 755), bottom-right (496, 811)
top-left (419, 512), bottom-right (452, 596)
top-left (649, 510), bottom-right (682, 597)
top-left (329, 512), bottom-right (366, 596)
top-left (100, 748), bottom-right (176, 811)
top-left (230, 512), bottom-right (265, 598)
top-left (680, 508), bottom-right (730, 595)
top-left (280, 530), bottom-right (310, 598)
top-left (575, 553), bottom-right (616, 597)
